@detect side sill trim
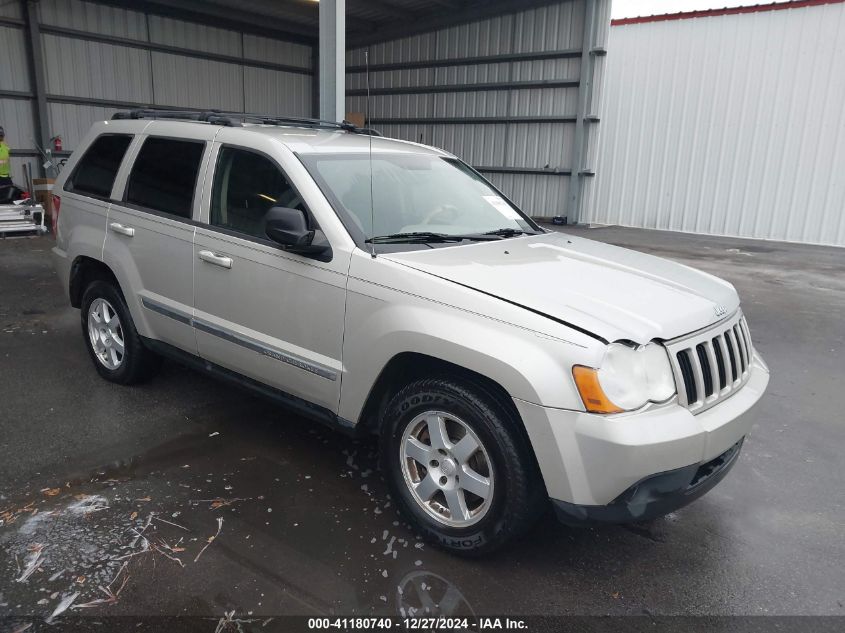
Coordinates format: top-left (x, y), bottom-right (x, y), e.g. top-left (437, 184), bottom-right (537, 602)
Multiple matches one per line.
top-left (141, 297), bottom-right (192, 324)
top-left (140, 297), bottom-right (338, 381)
top-left (140, 336), bottom-right (358, 437)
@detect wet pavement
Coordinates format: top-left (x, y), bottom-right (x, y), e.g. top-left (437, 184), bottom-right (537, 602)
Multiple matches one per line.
top-left (1, 228), bottom-right (844, 625)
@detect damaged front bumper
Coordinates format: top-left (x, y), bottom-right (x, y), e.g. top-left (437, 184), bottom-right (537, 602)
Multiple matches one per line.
top-left (551, 438), bottom-right (743, 525)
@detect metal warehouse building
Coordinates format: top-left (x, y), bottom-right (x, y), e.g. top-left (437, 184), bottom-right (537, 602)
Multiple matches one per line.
top-left (587, 0), bottom-right (845, 247)
top-left (0, 0), bottom-right (611, 223)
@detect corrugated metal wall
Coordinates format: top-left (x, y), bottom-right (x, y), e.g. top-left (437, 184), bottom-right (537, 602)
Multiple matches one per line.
top-left (0, 0), bottom-right (314, 183)
top-left (346, 0), bottom-right (611, 220)
top-left (587, 1), bottom-right (845, 247)
top-left (0, 0), bottom-right (37, 185)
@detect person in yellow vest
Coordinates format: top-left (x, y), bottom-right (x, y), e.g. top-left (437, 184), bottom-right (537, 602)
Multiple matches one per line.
top-left (0, 126), bottom-right (12, 189)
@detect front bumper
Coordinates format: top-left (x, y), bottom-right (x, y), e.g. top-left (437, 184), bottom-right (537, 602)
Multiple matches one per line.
top-left (552, 438), bottom-right (743, 525)
top-left (513, 351), bottom-right (769, 512)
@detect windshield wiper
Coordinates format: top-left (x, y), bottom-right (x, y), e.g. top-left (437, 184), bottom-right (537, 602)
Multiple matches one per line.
top-left (483, 228), bottom-right (529, 237)
top-left (365, 231), bottom-right (499, 244)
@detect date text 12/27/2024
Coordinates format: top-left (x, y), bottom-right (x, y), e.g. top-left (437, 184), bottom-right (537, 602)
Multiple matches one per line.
top-left (306, 617), bottom-right (528, 630)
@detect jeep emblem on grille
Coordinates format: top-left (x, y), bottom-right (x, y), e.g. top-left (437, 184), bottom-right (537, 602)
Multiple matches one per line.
top-left (714, 304), bottom-right (727, 317)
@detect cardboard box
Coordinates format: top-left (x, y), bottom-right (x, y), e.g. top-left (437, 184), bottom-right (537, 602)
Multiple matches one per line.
top-left (345, 112), bottom-right (366, 128)
top-left (33, 178), bottom-right (54, 218)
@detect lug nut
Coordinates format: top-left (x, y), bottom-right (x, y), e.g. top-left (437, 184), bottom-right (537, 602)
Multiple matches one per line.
top-left (439, 476), bottom-right (448, 485)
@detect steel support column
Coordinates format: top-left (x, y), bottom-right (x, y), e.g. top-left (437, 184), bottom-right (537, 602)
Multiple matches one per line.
top-left (319, 0), bottom-right (345, 122)
top-left (21, 0), bottom-right (52, 176)
top-left (311, 45), bottom-right (320, 118)
top-left (566, 0), bottom-right (597, 224)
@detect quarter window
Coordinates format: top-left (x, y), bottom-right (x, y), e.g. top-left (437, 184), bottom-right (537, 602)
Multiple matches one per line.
top-left (66, 134), bottom-right (132, 199)
top-left (210, 146), bottom-right (305, 240)
top-left (126, 137), bottom-right (204, 219)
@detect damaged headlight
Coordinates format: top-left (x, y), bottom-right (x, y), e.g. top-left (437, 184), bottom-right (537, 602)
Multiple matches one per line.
top-left (572, 342), bottom-right (676, 414)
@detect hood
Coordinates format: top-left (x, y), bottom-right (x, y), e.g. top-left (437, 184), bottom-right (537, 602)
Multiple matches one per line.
top-left (382, 232), bottom-right (740, 344)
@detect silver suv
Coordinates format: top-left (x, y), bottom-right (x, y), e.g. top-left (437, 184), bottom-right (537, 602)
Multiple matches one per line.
top-left (52, 110), bottom-right (769, 555)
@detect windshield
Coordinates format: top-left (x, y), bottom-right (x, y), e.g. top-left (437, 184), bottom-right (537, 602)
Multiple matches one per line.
top-left (300, 153), bottom-right (537, 244)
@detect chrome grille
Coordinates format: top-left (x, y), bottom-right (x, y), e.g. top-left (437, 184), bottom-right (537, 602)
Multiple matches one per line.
top-left (666, 312), bottom-right (753, 414)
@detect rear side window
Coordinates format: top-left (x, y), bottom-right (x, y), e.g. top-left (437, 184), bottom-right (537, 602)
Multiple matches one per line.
top-left (125, 137), bottom-right (204, 219)
top-left (66, 134), bottom-right (132, 199)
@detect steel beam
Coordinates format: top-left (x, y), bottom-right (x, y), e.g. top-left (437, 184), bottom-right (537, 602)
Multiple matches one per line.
top-left (349, 0), bottom-right (571, 47)
top-left (0, 90), bottom-right (34, 100)
top-left (348, 79), bottom-right (578, 97)
top-left (311, 45), bottom-right (320, 118)
top-left (565, 0), bottom-right (597, 224)
top-left (37, 24), bottom-right (313, 76)
top-left (346, 48), bottom-right (581, 73)
top-left (369, 116), bottom-right (577, 125)
top-left (319, 0), bottom-right (345, 122)
top-left (90, 0), bottom-right (317, 45)
top-left (475, 166), bottom-right (571, 176)
top-left (0, 16), bottom-right (25, 28)
top-left (348, 0), bottom-right (414, 21)
top-left (21, 0), bottom-right (51, 177)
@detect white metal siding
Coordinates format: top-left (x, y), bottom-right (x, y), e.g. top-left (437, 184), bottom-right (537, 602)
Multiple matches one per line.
top-left (47, 102), bottom-right (118, 148)
top-left (0, 26), bottom-right (31, 92)
top-left (588, 1), bottom-right (845, 247)
top-left (487, 172), bottom-right (571, 217)
top-left (0, 99), bottom-right (36, 151)
top-left (42, 34), bottom-right (154, 103)
top-left (151, 53), bottom-right (244, 111)
top-left (147, 15), bottom-right (243, 57)
top-left (0, 2), bottom-right (22, 19)
top-left (243, 34), bottom-right (313, 70)
top-left (37, 0), bottom-right (148, 39)
top-left (244, 68), bottom-right (312, 116)
top-left (0, 0), bottom-right (314, 169)
top-left (346, 0), bottom-right (610, 219)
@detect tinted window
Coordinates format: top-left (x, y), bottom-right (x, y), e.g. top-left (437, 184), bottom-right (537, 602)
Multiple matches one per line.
top-left (210, 147), bottom-right (305, 240)
top-left (67, 134), bottom-right (132, 198)
top-left (126, 137), bottom-right (204, 218)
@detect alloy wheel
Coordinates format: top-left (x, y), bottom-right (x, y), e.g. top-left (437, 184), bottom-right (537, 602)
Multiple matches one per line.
top-left (87, 297), bottom-right (125, 370)
top-left (400, 410), bottom-right (494, 528)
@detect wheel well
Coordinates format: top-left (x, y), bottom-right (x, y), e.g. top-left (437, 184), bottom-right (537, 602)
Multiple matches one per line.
top-left (358, 352), bottom-right (523, 437)
top-left (69, 257), bottom-right (120, 308)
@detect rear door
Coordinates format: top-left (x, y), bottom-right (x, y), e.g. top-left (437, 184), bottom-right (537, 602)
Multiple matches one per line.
top-left (58, 130), bottom-right (134, 271)
top-left (103, 122), bottom-right (217, 354)
top-left (192, 132), bottom-right (349, 413)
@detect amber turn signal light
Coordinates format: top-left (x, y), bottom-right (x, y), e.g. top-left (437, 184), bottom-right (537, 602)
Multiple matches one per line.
top-left (572, 365), bottom-right (624, 414)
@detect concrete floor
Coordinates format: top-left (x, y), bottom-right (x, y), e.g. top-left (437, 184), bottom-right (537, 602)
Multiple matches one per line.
top-left (1, 226), bottom-right (843, 623)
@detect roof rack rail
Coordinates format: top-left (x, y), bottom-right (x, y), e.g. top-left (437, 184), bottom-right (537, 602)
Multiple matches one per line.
top-left (111, 108), bottom-right (381, 136)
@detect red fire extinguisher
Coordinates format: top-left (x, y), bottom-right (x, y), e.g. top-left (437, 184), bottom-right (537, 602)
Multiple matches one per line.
top-left (53, 136), bottom-right (62, 152)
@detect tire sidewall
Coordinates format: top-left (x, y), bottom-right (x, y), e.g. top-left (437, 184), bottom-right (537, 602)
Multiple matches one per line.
top-left (381, 383), bottom-right (523, 554)
top-left (80, 280), bottom-right (136, 383)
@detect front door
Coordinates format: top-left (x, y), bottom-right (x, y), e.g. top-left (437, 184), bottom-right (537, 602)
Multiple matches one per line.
top-left (192, 140), bottom-right (348, 413)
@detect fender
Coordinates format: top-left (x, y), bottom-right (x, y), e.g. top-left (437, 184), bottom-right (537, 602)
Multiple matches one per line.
top-left (338, 253), bottom-right (606, 422)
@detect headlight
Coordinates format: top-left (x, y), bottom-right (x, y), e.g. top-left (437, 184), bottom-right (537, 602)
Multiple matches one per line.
top-left (572, 342), bottom-right (676, 414)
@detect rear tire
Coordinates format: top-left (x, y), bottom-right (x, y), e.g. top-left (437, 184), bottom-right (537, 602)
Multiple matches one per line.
top-left (80, 280), bottom-right (162, 384)
top-left (380, 377), bottom-right (545, 556)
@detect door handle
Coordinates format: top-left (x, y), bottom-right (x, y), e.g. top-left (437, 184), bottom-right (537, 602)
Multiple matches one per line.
top-left (198, 250), bottom-right (233, 269)
top-left (109, 222), bottom-right (135, 237)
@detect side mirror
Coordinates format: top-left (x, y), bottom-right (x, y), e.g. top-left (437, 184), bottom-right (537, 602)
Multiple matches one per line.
top-left (264, 206), bottom-right (330, 258)
top-left (265, 206), bottom-right (314, 248)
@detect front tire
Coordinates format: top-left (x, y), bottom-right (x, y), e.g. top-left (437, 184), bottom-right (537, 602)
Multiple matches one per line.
top-left (80, 280), bottom-right (162, 384)
top-left (380, 377), bottom-right (545, 556)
